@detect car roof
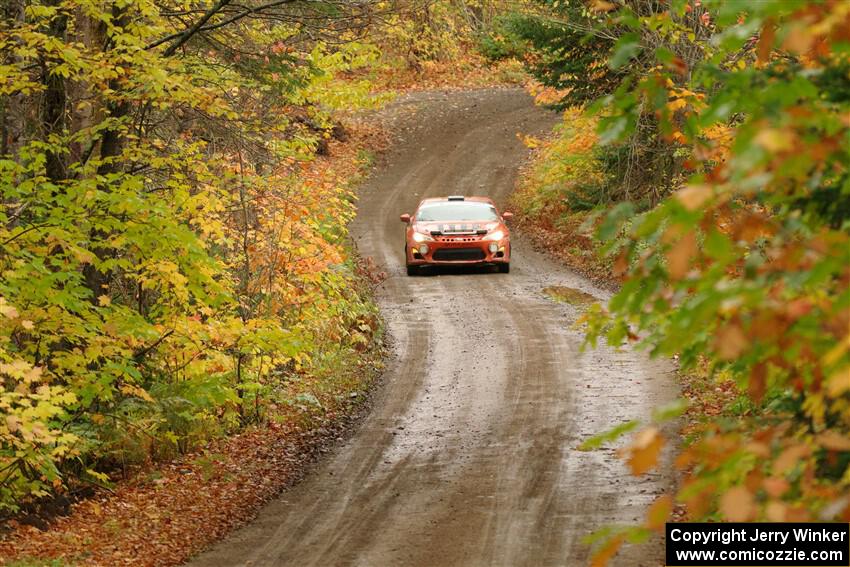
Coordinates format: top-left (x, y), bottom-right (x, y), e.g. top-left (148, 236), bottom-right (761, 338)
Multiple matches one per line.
top-left (417, 196), bottom-right (495, 206)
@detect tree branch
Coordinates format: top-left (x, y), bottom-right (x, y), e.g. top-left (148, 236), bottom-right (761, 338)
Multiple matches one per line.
top-left (146, 0), bottom-right (233, 55)
top-left (146, 0), bottom-right (307, 55)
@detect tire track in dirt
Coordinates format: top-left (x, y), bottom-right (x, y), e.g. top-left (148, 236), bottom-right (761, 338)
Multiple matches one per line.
top-left (187, 88), bottom-right (676, 567)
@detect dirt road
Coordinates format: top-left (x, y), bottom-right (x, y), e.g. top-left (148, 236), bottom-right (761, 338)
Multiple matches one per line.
top-left (189, 88), bottom-right (675, 567)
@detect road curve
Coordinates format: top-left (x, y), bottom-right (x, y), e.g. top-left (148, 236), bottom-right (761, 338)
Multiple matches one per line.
top-left (188, 88), bottom-right (675, 567)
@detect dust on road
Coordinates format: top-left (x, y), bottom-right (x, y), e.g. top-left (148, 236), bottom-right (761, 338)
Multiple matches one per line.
top-left (188, 88), bottom-right (676, 567)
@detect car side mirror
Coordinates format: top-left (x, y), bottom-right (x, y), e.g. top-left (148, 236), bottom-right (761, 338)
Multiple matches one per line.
top-left (400, 213), bottom-right (411, 223)
top-left (502, 211), bottom-right (514, 221)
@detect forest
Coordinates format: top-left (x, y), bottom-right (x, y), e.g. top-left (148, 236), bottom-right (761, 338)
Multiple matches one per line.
top-left (503, 0), bottom-right (850, 560)
top-left (2, 0), bottom-right (849, 565)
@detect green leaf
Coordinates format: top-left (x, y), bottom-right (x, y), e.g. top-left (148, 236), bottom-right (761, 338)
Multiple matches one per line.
top-left (578, 420), bottom-right (639, 451)
top-left (609, 33), bottom-right (641, 69)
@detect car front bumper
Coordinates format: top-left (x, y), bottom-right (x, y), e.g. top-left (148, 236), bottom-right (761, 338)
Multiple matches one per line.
top-left (406, 238), bottom-right (510, 266)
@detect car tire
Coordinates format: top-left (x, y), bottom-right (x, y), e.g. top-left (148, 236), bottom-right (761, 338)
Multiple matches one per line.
top-left (406, 264), bottom-right (418, 276)
top-left (498, 263), bottom-right (510, 274)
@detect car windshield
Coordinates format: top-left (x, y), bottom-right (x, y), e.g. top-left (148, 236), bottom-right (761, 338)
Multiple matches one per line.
top-left (416, 202), bottom-right (498, 222)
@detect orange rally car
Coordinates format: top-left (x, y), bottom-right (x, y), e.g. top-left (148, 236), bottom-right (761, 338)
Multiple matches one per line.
top-left (399, 196), bottom-right (513, 276)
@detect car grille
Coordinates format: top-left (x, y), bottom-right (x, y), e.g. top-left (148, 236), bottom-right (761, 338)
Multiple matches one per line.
top-left (433, 248), bottom-right (486, 261)
top-left (435, 236), bottom-right (480, 242)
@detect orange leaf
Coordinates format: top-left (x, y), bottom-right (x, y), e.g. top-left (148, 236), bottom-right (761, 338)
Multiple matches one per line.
top-left (774, 444), bottom-right (811, 474)
top-left (818, 430), bottom-right (850, 452)
top-left (675, 184), bottom-right (712, 211)
top-left (714, 322), bottom-right (749, 360)
top-left (613, 250), bottom-right (629, 278)
top-left (624, 427), bottom-right (664, 475)
top-left (763, 476), bottom-right (790, 498)
top-left (765, 500), bottom-right (787, 522)
top-left (757, 20), bottom-right (776, 63)
top-left (665, 230), bottom-right (697, 280)
top-left (720, 486), bottom-right (754, 521)
top-left (669, 57), bottom-right (688, 77)
top-left (783, 23), bottom-right (814, 54)
top-left (590, 0), bottom-right (616, 12)
top-left (748, 362), bottom-right (767, 403)
top-left (745, 441), bottom-right (769, 458)
top-left (591, 534), bottom-right (624, 567)
top-left (646, 495), bottom-right (673, 531)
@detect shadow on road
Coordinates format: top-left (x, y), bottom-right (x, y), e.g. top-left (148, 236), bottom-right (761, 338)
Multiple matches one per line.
top-left (410, 265), bottom-right (505, 277)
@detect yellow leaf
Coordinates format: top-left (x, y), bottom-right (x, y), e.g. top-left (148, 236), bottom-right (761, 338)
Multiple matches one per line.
top-left (98, 295), bottom-right (111, 306)
top-left (21, 320), bottom-right (34, 330)
top-left (5, 415), bottom-right (21, 433)
top-left (827, 366), bottom-right (850, 397)
top-left (518, 133), bottom-right (540, 148)
top-left (823, 334), bottom-right (850, 366)
top-left (667, 98), bottom-right (688, 111)
top-left (720, 486), bottom-right (754, 521)
top-left (754, 128), bottom-right (792, 152)
top-left (120, 384), bottom-right (155, 403)
top-left (0, 299), bottom-right (19, 319)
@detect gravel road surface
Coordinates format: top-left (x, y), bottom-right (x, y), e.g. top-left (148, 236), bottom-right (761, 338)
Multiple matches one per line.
top-left (188, 87), bottom-right (675, 567)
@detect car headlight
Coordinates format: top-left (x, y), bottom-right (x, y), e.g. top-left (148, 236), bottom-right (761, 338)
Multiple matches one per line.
top-left (483, 229), bottom-right (505, 241)
top-left (412, 231), bottom-right (434, 243)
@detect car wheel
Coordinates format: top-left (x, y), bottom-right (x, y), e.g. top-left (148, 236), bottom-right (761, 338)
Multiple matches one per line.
top-left (498, 263), bottom-right (510, 274)
top-left (406, 264), bottom-right (419, 276)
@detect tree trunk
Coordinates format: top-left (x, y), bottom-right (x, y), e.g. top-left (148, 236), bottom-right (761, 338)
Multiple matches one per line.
top-left (40, 0), bottom-right (68, 182)
top-left (83, 3), bottom-right (131, 299)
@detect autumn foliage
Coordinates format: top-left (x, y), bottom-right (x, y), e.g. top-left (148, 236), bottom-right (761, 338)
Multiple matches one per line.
top-left (0, 0), bottom-right (395, 513)
top-left (512, 0), bottom-right (850, 562)
top-left (0, 0), bottom-right (534, 529)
